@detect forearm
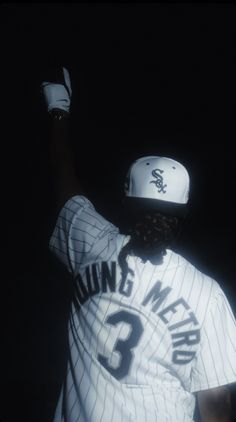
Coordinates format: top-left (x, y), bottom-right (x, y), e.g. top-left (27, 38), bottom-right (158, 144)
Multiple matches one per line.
top-left (41, 68), bottom-right (82, 211)
top-left (49, 110), bottom-right (81, 210)
top-left (197, 387), bottom-right (232, 422)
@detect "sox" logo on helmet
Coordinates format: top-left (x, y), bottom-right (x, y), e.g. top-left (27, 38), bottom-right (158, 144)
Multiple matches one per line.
top-left (150, 169), bottom-right (167, 193)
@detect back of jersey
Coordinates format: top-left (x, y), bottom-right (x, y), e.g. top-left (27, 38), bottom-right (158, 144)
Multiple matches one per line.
top-left (50, 196), bottom-right (236, 422)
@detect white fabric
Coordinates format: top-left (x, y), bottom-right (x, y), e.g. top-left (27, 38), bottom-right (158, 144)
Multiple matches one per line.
top-left (41, 67), bottom-right (72, 113)
top-left (49, 196), bottom-right (236, 422)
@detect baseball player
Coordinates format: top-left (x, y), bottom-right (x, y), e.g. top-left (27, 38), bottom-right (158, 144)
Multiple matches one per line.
top-left (41, 68), bottom-right (236, 422)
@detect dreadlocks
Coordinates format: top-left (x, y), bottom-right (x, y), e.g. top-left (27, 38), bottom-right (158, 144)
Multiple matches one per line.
top-left (118, 211), bottom-right (180, 284)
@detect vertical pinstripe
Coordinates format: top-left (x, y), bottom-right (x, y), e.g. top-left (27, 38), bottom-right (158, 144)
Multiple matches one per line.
top-left (49, 196), bottom-right (236, 422)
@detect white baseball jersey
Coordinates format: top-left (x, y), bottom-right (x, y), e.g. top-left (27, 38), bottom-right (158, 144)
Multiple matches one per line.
top-left (49, 195), bottom-right (236, 422)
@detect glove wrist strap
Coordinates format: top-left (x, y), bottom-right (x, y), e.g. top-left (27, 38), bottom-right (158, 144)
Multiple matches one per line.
top-left (50, 108), bottom-right (70, 120)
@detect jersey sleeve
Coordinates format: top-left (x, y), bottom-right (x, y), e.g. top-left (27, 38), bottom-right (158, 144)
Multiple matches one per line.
top-left (49, 195), bottom-right (118, 274)
top-left (190, 283), bottom-right (236, 392)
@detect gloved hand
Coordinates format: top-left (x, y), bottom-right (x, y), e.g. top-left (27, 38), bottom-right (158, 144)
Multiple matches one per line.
top-left (41, 67), bottom-right (72, 113)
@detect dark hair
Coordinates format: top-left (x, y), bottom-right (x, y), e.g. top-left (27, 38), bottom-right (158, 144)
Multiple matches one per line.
top-left (118, 211), bottom-right (181, 284)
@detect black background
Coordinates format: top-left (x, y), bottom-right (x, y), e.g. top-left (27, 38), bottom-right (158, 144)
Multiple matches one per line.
top-left (2, 2), bottom-right (236, 422)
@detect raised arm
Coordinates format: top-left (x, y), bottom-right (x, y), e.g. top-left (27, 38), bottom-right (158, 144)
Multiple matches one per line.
top-left (41, 67), bottom-right (82, 213)
top-left (197, 386), bottom-right (232, 422)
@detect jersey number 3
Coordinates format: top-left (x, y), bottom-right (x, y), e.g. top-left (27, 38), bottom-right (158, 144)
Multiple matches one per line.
top-left (98, 310), bottom-right (143, 380)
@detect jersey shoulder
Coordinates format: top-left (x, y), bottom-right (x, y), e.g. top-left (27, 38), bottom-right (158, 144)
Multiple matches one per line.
top-left (177, 250), bottom-right (223, 300)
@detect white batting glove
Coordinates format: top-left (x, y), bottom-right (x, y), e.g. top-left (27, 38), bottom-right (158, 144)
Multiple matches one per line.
top-left (41, 67), bottom-right (72, 113)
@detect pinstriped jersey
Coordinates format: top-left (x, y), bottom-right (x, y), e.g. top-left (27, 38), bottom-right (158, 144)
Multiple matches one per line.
top-left (49, 196), bottom-right (236, 422)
